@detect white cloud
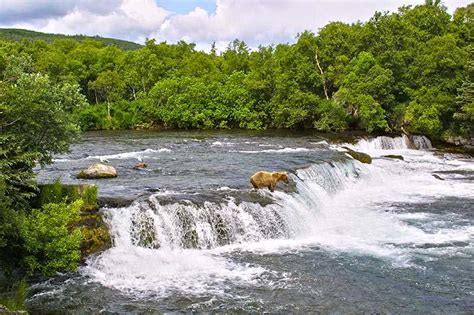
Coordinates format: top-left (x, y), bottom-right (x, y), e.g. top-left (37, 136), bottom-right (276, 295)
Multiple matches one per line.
top-left (1, 0), bottom-right (169, 41)
top-left (153, 0), bottom-right (471, 49)
top-left (0, 0), bottom-right (471, 50)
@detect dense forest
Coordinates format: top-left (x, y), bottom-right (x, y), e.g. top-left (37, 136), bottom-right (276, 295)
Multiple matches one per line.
top-left (1, 2), bottom-right (473, 140)
top-left (0, 28), bottom-right (142, 51)
top-left (0, 1), bottom-right (473, 288)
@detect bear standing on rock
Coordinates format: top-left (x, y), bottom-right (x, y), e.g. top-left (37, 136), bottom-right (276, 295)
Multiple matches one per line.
top-left (250, 171), bottom-right (289, 192)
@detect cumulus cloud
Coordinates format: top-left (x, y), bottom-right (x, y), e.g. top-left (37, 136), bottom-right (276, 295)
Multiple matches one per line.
top-left (0, 0), bottom-right (120, 23)
top-left (1, 0), bottom-right (169, 41)
top-left (0, 0), bottom-right (471, 50)
top-left (155, 0), bottom-right (471, 48)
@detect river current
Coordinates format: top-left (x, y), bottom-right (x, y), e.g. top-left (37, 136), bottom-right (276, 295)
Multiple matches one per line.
top-left (30, 131), bottom-right (473, 313)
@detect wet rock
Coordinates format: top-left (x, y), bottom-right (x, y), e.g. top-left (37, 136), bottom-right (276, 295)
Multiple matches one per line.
top-left (77, 163), bottom-right (117, 179)
top-left (382, 154), bottom-right (404, 161)
top-left (176, 207), bottom-right (199, 249)
top-left (342, 147), bottom-right (372, 164)
top-left (130, 211), bottom-right (160, 249)
top-left (210, 213), bottom-right (230, 246)
top-left (134, 162), bottom-right (147, 170)
top-left (98, 196), bottom-right (136, 208)
top-left (74, 213), bottom-right (112, 257)
top-left (444, 136), bottom-right (474, 146)
top-left (432, 174), bottom-right (445, 181)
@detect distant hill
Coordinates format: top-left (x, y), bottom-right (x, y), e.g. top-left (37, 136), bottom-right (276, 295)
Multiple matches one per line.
top-left (0, 28), bottom-right (142, 51)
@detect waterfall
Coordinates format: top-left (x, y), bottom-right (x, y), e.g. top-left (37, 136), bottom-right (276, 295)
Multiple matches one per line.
top-left (352, 135), bottom-right (432, 151)
top-left (84, 145), bottom-right (473, 297)
top-left (101, 160), bottom-right (365, 251)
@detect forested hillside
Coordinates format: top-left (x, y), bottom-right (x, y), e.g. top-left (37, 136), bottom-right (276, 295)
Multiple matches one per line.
top-left (0, 28), bottom-right (142, 51)
top-left (1, 2), bottom-right (472, 140)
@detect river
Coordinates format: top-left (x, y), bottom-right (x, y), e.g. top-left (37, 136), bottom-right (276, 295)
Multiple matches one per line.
top-left (29, 131), bottom-right (473, 313)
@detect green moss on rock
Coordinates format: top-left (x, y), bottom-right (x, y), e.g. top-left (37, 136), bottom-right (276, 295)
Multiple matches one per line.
top-left (34, 183), bottom-right (110, 257)
top-left (76, 214), bottom-right (112, 256)
top-left (35, 183), bottom-right (98, 212)
top-left (342, 147), bottom-right (372, 164)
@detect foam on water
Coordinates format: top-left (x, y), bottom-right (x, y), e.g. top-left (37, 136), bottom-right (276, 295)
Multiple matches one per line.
top-left (53, 148), bottom-right (171, 162)
top-left (84, 135), bottom-right (473, 296)
top-left (237, 147), bottom-right (311, 154)
top-left (87, 148), bottom-right (172, 160)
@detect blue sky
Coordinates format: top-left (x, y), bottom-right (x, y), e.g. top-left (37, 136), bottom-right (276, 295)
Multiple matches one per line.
top-left (156, 0), bottom-right (216, 14)
top-left (0, 0), bottom-right (471, 51)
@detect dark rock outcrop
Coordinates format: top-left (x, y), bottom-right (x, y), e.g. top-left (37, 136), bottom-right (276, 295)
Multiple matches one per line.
top-left (342, 147), bottom-right (372, 164)
top-left (382, 154), bottom-right (404, 161)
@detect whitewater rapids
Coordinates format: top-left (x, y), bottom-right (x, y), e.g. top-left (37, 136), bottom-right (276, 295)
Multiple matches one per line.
top-left (81, 135), bottom-right (474, 298)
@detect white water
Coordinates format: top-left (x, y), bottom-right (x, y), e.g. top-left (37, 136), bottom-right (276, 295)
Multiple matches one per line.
top-left (236, 147), bottom-right (312, 154)
top-left (350, 135), bottom-right (432, 151)
top-left (53, 148), bottom-right (171, 162)
top-left (84, 135), bottom-right (473, 297)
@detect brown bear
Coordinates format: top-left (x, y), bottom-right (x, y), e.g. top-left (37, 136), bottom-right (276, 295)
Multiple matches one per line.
top-left (250, 171), bottom-right (289, 192)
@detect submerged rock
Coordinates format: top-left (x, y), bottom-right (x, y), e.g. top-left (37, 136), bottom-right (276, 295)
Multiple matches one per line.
top-left (134, 162), bottom-right (148, 170)
top-left (77, 163), bottom-right (117, 179)
top-left (342, 147), bottom-right (372, 164)
top-left (382, 154), bottom-right (404, 161)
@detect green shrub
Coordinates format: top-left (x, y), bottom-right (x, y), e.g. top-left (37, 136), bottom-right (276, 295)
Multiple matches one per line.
top-left (21, 200), bottom-right (83, 276)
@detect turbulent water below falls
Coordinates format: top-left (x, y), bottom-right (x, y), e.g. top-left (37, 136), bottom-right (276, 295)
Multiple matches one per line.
top-left (31, 131), bottom-right (473, 313)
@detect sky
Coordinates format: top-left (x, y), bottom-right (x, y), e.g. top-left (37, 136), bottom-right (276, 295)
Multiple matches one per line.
top-left (0, 0), bottom-right (471, 51)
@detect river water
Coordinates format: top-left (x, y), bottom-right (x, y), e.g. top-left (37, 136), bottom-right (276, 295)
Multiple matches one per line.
top-left (30, 131), bottom-right (473, 313)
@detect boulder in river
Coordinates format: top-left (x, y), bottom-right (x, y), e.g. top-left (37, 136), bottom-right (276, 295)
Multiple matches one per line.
top-left (342, 147), bottom-right (372, 164)
top-left (382, 154), bottom-right (404, 161)
top-left (134, 162), bottom-right (147, 170)
top-left (77, 163), bottom-right (117, 179)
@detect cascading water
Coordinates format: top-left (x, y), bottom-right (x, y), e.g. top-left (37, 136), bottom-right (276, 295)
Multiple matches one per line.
top-left (83, 137), bottom-right (472, 297)
top-left (97, 160), bottom-right (366, 252)
top-left (30, 132), bottom-right (473, 313)
top-left (351, 135), bottom-right (432, 151)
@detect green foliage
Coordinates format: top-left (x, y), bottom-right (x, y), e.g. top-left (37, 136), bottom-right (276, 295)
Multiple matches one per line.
top-left (21, 200), bottom-right (83, 276)
top-left (0, 278), bottom-right (27, 311)
top-left (404, 87), bottom-right (453, 137)
top-left (0, 2), bottom-right (471, 139)
top-left (313, 99), bottom-right (349, 132)
top-left (0, 55), bottom-right (86, 277)
top-left (1, 57), bottom-right (87, 165)
top-left (0, 28), bottom-right (141, 50)
top-left (34, 181), bottom-right (98, 212)
top-left (454, 46), bottom-right (474, 136)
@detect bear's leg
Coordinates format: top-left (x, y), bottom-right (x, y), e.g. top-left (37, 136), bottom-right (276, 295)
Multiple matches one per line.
top-left (269, 183), bottom-right (275, 192)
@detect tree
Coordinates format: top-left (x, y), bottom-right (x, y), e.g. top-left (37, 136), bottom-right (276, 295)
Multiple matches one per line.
top-left (453, 47), bottom-right (474, 136)
top-left (88, 70), bottom-right (125, 121)
top-left (0, 55), bottom-right (86, 274)
top-left (333, 52), bottom-right (392, 132)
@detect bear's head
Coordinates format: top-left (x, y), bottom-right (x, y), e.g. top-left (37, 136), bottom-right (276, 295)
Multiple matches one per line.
top-left (276, 172), bottom-right (289, 183)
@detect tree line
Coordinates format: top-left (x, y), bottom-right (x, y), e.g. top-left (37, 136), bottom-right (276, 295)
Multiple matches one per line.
top-left (1, 2), bottom-right (472, 139)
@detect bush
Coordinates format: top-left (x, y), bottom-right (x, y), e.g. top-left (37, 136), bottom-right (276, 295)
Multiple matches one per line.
top-left (21, 200), bottom-right (83, 276)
